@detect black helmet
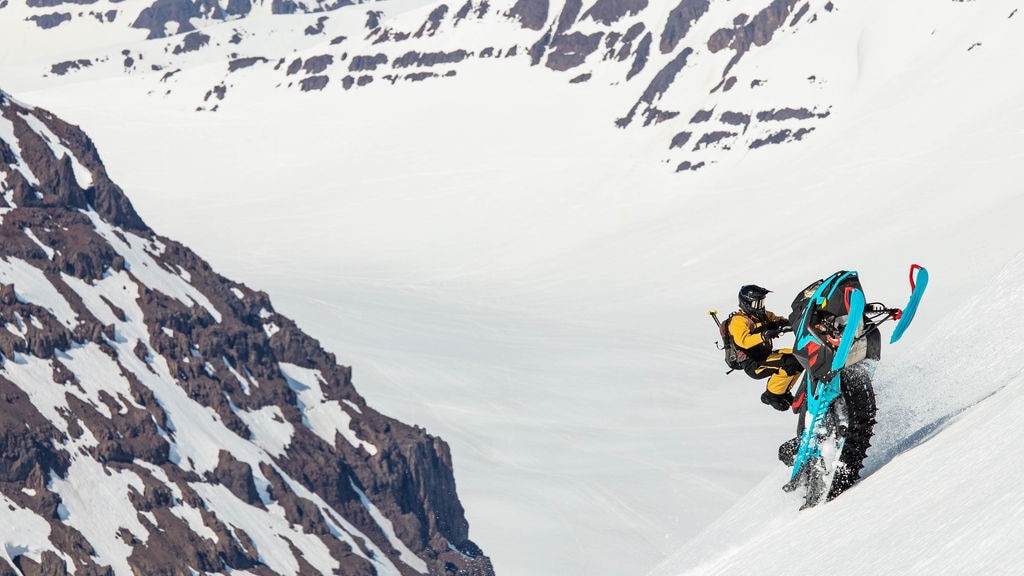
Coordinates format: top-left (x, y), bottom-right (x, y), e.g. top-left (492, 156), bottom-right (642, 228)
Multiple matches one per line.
top-left (738, 284), bottom-right (771, 318)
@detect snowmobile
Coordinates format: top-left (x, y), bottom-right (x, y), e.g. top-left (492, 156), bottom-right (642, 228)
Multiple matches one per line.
top-left (782, 265), bottom-right (928, 508)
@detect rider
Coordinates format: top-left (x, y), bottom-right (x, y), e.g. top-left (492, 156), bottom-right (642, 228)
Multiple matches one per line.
top-left (726, 285), bottom-right (803, 412)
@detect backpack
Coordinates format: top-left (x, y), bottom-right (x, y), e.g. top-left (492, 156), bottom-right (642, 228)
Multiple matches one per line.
top-left (719, 312), bottom-right (751, 372)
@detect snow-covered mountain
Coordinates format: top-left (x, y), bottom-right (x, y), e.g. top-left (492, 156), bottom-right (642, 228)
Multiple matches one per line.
top-left (3, 0), bottom-right (1024, 575)
top-left (5, 0), bottom-right (886, 172)
top-left (0, 89), bottom-right (492, 575)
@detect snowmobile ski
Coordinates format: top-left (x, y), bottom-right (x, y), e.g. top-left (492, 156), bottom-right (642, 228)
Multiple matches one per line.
top-left (890, 264), bottom-right (928, 344)
top-left (831, 287), bottom-right (865, 371)
top-left (786, 372), bottom-right (841, 488)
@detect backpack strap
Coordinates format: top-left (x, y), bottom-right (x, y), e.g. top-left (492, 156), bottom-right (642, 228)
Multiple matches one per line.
top-left (726, 311), bottom-right (754, 333)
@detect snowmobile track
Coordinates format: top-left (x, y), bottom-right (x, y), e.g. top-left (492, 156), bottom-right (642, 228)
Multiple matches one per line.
top-left (828, 362), bottom-right (877, 500)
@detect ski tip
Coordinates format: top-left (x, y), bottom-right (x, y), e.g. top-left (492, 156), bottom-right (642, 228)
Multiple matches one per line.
top-left (909, 263), bottom-right (928, 290)
top-left (890, 266), bottom-right (928, 343)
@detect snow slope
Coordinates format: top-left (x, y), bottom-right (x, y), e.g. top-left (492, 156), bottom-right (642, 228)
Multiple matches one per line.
top-left (651, 252), bottom-right (1024, 576)
top-left (4, 0), bottom-right (1024, 575)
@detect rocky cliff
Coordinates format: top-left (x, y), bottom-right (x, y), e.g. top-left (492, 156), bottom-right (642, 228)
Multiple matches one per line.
top-left (0, 88), bottom-right (493, 576)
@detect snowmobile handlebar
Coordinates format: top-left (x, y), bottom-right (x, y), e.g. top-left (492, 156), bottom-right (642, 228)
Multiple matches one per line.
top-left (865, 302), bottom-right (903, 321)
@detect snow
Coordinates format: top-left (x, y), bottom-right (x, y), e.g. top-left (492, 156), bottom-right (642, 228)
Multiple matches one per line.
top-left (135, 462), bottom-right (221, 542)
top-left (22, 227), bottom-right (55, 260)
top-left (57, 234), bottom-right (407, 574)
top-left (191, 483), bottom-right (338, 576)
top-left (83, 207), bottom-right (223, 323)
top-left (0, 114), bottom-right (39, 187)
top-left (2, 0), bottom-right (1024, 575)
top-left (262, 321), bottom-right (280, 338)
top-left (350, 478), bottom-right (429, 574)
top-left (278, 362), bottom-right (379, 455)
top-left (223, 356), bottom-right (257, 394)
top-left (258, 461), bottom-right (405, 573)
top-left (1, 343), bottom-right (150, 574)
top-left (0, 493), bottom-right (69, 569)
top-left (55, 343), bottom-right (140, 419)
top-left (19, 111), bottom-right (94, 188)
top-left (0, 256), bottom-right (77, 327)
top-left (2, 351), bottom-right (86, 439)
top-left (50, 457), bottom-right (151, 575)
top-left (233, 403), bottom-right (294, 457)
top-left (650, 254), bottom-right (1024, 576)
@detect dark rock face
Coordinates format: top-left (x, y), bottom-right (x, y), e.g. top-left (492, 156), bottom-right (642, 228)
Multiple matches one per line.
top-left (19, 0), bottom-right (850, 173)
top-left (553, 0), bottom-right (582, 36)
top-left (132, 0), bottom-right (221, 39)
top-left (0, 88), bottom-right (493, 576)
top-left (583, 0), bottom-right (647, 26)
top-left (546, 31), bottom-right (603, 71)
top-left (507, 0), bottom-right (548, 30)
top-left (416, 4), bottom-right (450, 37)
top-left (750, 126), bottom-right (815, 148)
top-left (349, 53), bottom-right (389, 72)
top-left (707, 0), bottom-right (798, 75)
top-left (617, 47), bottom-right (692, 127)
top-left (172, 31), bottom-right (211, 55)
top-left (131, 0), bottom-right (352, 38)
top-left (757, 107), bottom-right (829, 121)
top-left (303, 54), bottom-right (335, 73)
top-left (28, 12), bottom-right (72, 29)
top-left (669, 131), bottom-right (692, 149)
top-left (50, 59), bottom-right (93, 75)
top-left (228, 56), bottom-right (269, 72)
top-left (659, 0), bottom-right (709, 54)
top-left (720, 110), bottom-right (751, 130)
top-left (1, 95), bottom-right (145, 231)
top-left (393, 50), bottom-right (471, 69)
top-left (305, 15), bottom-right (329, 35)
top-left (300, 75), bottom-right (330, 90)
top-left (625, 29), bottom-right (651, 80)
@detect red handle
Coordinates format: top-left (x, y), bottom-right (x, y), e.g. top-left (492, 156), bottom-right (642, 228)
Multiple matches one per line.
top-left (909, 263), bottom-right (923, 290)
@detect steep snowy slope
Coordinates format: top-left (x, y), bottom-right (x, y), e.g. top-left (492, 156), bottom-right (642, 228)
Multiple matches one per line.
top-left (650, 251), bottom-right (1024, 576)
top-left (3, 1), bottom-right (1024, 575)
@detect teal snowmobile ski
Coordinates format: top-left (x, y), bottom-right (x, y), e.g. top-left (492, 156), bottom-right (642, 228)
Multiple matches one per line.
top-left (890, 264), bottom-right (928, 344)
top-left (782, 265), bottom-right (928, 508)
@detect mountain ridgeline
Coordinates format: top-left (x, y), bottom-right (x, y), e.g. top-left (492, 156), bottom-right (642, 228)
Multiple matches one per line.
top-left (0, 89), bottom-right (493, 575)
top-left (20, 0), bottom-right (852, 172)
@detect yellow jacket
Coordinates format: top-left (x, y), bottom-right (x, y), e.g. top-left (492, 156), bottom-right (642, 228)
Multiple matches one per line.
top-left (727, 311), bottom-right (787, 360)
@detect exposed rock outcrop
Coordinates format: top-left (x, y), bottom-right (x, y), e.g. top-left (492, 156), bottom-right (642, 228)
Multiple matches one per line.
top-left (0, 88), bottom-right (493, 575)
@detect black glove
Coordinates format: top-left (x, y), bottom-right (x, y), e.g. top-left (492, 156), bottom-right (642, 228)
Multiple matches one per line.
top-left (761, 390), bottom-right (794, 412)
top-left (762, 328), bottom-right (781, 340)
top-left (773, 318), bottom-right (791, 330)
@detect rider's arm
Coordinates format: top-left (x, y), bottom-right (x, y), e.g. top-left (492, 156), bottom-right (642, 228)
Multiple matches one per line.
top-left (728, 315), bottom-right (767, 348)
